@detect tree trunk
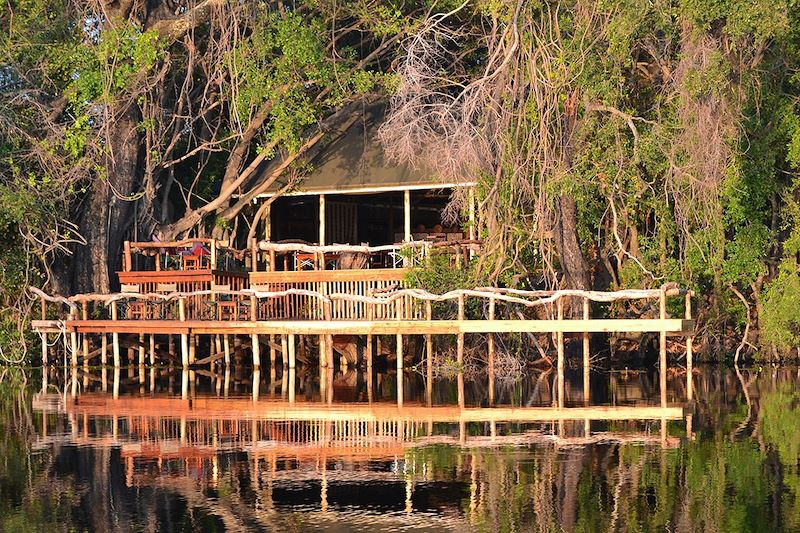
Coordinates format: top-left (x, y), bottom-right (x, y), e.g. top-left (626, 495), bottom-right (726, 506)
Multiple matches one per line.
top-left (555, 195), bottom-right (592, 290)
top-left (69, 111), bottom-right (140, 293)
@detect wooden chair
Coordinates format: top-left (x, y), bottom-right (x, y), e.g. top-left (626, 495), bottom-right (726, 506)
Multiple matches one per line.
top-left (211, 283), bottom-right (236, 320)
top-left (120, 284), bottom-right (147, 319)
top-left (155, 283), bottom-right (177, 318)
top-left (183, 255), bottom-right (201, 270)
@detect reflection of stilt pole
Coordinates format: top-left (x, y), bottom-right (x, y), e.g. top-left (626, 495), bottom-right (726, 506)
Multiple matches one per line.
top-left (223, 366), bottom-right (230, 397)
top-left (685, 292), bottom-right (693, 401)
top-left (686, 413), bottom-right (693, 441)
top-left (660, 417), bottom-right (667, 446)
top-left (557, 297), bottom-right (565, 409)
top-left (70, 366), bottom-right (78, 399)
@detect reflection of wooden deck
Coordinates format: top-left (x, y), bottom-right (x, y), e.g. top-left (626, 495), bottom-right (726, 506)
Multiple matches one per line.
top-left (47, 394), bottom-right (683, 422)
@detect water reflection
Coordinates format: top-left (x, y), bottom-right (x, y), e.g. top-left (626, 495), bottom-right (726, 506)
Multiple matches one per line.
top-left (2, 365), bottom-right (799, 531)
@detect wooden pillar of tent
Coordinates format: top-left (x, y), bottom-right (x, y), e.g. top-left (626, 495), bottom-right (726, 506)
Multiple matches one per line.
top-left (319, 194), bottom-right (326, 245)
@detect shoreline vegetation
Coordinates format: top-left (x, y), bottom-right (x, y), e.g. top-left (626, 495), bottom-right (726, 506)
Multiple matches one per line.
top-left (2, 1), bottom-right (800, 363)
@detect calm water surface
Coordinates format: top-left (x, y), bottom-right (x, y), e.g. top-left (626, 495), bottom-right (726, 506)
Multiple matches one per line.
top-left (0, 363), bottom-right (798, 532)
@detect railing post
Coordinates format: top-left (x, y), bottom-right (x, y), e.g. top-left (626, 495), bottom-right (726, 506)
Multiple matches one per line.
top-left (210, 238), bottom-right (217, 270)
top-left (249, 238), bottom-right (257, 273)
top-left (124, 241), bottom-right (132, 272)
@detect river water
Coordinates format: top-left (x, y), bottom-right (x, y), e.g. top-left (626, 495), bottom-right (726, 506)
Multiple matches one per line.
top-left (0, 364), bottom-right (797, 532)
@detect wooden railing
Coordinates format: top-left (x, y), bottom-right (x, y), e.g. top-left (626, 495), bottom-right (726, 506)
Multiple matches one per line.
top-left (252, 240), bottom-right (482, 272)
top-left (31, 284), bottom-right (694, 326)
top-left (125, 239), bottom-right (249, 273)
top-left (249, 268), bottom-right (421, 320)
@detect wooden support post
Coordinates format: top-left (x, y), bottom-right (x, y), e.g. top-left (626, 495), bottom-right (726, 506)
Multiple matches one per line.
top-left (269, 334), bottom-right (276, 368)
top-left (403, 189), bottom-right (411, 242)
top-left (468, 186), bottom-right (476, 259)
top-left (101, 334), bottom-right (108, 366)
top-left (179, 298), bottom-right (189, 367)
top-left (138, 333), bottom-right (146, 367)
top-left (252, 369), bottom-right (260, 403)
top-left (288, 334), bottom-right (296, 369)
top-left (488, 297), bottom-right (495, 406)
top-left (557, 296), bottom-right (565, 409)
top-left (81, 303), bottom-right (89, 370)
top-left (288, 367), bottom-right (296, 404)
top-left (457, 294), bottom-right (465, 364)
top-left (69, 310), bottom-right (78, 368)
top-left (396, 362), bottom-right (404, 408)
top-left (685, 292), bottom-right (693, 401)
top-left (149, 334), bottom-right (156, 365)
top-left (319, 194), bottom-right (326, 245)
top-left (396, 333), bottom-right (403, 372)
top-left (210, 238), bottom-right (217, 270)
top-left (659, 289), bottom-right (667, 408)
top-left (252, 334), bottom-right (261, 368)
top-left (425, 300), bottom-right (433, 407)
top-left (250, 237), bottom-right (258, 272)
top-left (189, 334), bottom-right (196, 365)
top-left (223, 335), bottom-right (231, 365)
top-left (281, 335), bottom-right (288, 368)
top-left (41, 333), bottom-right (48, 367)
top-left (583, 296), bottom-right (590, 405)
top-left (111, 302), bottom-right (121, 368)
top-left (319, 335), bottom-right (327, 369)
top-left (39, 294), bottom-right (47, 364)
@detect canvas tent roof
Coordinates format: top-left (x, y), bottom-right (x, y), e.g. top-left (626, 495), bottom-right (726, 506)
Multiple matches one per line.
top-left (254, 103), bottom-right (475, 197)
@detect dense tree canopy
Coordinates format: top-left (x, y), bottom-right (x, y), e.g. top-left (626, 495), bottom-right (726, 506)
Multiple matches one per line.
top-left (1, 0), bottom-right (799, 360)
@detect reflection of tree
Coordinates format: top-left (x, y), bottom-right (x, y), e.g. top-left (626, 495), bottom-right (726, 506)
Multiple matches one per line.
top-left (2, 367), bottom-right (800, 531)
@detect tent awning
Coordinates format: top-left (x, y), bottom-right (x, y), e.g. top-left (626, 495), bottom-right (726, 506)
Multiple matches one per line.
top-left (253, 103), bottom-right (475, 198)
